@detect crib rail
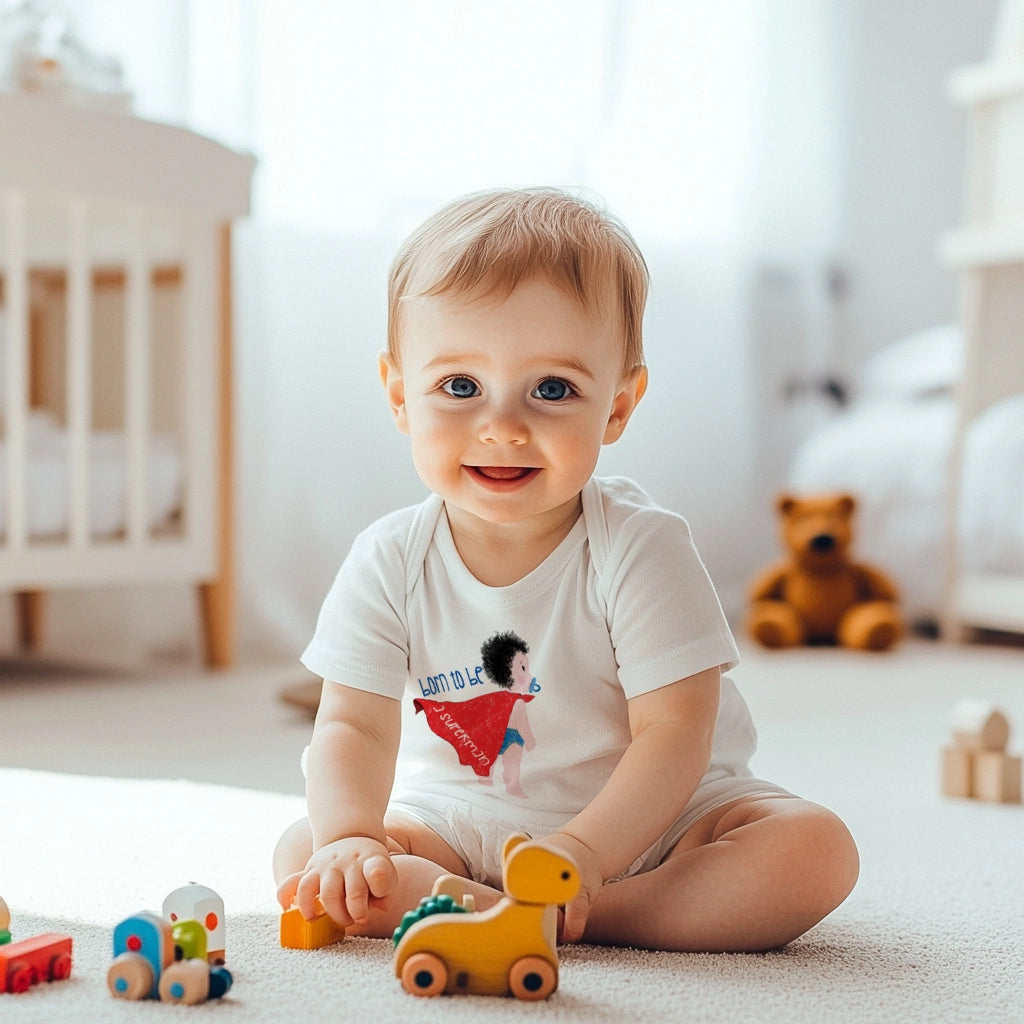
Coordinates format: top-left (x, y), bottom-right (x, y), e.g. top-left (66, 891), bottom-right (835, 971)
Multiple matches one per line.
top-left (0, 186), bottom-right (217, 588)
top-left (0, 96), bottom-right (252, 661)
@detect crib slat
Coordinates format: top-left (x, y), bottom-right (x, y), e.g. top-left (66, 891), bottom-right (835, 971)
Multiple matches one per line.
top-left (66, 199), bottom-right (92, 547)
top-left (182, 219), bottom-right (218, 561)
top-left (2, 190), bottom-right (29, 550)
top-left (124, 205), bottom-right (151, 545)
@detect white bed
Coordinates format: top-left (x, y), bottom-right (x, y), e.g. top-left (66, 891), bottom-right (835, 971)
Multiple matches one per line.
top-left (0, 408), bottom-right (182, 540)
top-left (787, 324), bottom-right (1024, 625)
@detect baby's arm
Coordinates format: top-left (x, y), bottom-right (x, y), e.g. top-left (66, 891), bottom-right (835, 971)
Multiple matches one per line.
top-left (549, 665), bottom-right (721, 940)
top-left (280, 680), bottom-right (402, 927)
top-left (509, 700), bottom-right (536, 750)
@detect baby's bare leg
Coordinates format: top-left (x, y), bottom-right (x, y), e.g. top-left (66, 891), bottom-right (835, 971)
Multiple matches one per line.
top-left (272, 813), bottom-right (507, 939)
top-left (579, 796), bottom-right (858, 952)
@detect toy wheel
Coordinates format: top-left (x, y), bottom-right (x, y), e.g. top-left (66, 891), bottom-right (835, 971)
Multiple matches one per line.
top-left (8, 962), bottom-right (36, 994)
top-left (108, 953), bottom-right (153, 1000)
top-left (400, 952), bottom-right (448, 997)
top-left (159, 960), bottom-right (210, 1004)
top-left (509, 956), bottom-right (557, 1001)
top-left (49, 952), bottom-right (73, 981)
top-left (208, 966), bottom-right (233, 999)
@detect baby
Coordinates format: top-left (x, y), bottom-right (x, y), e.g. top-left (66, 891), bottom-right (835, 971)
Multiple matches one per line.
top-left (274, 187), bottom-right (858, 951)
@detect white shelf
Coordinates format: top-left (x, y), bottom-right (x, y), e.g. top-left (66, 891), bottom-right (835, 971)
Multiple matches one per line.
top-left (948, 575), bottom-right (1024, 632)
top-left (949, 61), bottom-right (1024, 103)
top-left (939, 225), bottom-right (1024, 265)
top-left (940, 2), bottom-right (1024, 641)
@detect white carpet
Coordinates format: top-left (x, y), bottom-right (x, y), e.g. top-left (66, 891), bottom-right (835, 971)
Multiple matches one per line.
top-left (1, 640), bottom-right (1023, 1021)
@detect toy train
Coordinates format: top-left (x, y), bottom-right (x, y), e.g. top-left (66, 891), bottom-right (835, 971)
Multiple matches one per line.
top-left (1, 932), bottom-right (74, 994)
top-left (163, 883), bottom-right (226, 964)
top-left (0, 896), bottom-right (74, 995)
top-left (108, 912), bottom-right (232, 1004)
top-left (108, 884), bottom-right (231, 1004)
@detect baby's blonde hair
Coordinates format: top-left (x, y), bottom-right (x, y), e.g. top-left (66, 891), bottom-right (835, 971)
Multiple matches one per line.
top-left (387, 187), bottom-right (648, 377)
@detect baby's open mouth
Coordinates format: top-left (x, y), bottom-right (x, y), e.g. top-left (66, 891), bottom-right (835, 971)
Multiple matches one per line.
top-left (473, 466), bottom-right (536, 481)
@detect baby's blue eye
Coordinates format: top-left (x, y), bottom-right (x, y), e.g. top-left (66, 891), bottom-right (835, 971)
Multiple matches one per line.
top-left (443, 377), bottom-right (479, 398)
top-left (533, 378), bottom-right (572, 401)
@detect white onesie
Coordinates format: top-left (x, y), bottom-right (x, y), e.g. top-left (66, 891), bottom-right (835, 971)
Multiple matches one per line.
top-left (302, 476), bottom-right (785, 884)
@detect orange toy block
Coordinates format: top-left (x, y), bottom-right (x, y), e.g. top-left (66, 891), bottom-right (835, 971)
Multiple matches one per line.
top-left (973, 751), bottom-right (1022, 804)
top-left (279, 904), bottom-right (345, 950)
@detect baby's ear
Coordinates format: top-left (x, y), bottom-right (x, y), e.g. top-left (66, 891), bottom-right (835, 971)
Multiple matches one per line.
top-left (603, 366), bottom-right (648, 445)
top-left (379, 352), bottom-right (409, 434)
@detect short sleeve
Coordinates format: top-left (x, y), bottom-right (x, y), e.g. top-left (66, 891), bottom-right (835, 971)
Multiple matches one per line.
top-left (300, 513), bottom-right (412, 698)
top-left (596, 485), bottom-right (739, 698)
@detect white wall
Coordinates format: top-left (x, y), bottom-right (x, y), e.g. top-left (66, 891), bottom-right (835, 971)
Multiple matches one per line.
top-left (744, 0), bottom-right (1000, 619)
top-left (843, 0), bottom-right (998, 365)
top-left (0, 0), bottom-right (1006, 664)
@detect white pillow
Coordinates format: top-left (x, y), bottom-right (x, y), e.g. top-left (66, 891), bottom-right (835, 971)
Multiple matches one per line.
top-left (856, 324), bottom-right (962, 402)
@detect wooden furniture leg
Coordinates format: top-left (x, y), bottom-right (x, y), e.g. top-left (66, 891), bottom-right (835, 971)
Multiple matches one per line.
top-left (15, 590), bottom-right (45, 651)
top-left (198, 223), bottom-right (235, 669)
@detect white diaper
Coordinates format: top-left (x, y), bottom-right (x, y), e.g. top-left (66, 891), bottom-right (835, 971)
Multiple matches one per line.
top-left (388, 771), bottom-right (792, 888)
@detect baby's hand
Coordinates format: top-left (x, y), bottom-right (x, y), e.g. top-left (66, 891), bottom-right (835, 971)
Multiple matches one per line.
top-left (535, 832), bottom-right (604, 944)
top-left (277, 836), bottom-right (397, 928)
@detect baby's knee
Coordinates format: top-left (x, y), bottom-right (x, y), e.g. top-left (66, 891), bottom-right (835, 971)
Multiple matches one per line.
top-left (794, 803), bottom-right (860, 908)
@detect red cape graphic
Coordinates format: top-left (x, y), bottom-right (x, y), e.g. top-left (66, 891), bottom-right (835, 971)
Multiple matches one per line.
top-left (414, 691), bottom-right (535, 777)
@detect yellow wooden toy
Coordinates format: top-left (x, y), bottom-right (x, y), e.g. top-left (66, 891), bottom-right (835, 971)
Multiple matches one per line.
top-left (393, 834), bottom-right (580, 1000)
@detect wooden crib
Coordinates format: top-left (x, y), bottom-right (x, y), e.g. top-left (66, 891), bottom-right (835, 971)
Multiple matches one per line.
top-left (0, 95), bottom-right (254, 666)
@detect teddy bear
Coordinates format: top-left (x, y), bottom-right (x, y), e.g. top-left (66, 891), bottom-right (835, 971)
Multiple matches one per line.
top-left (746, 492), bottom-right (903, 650)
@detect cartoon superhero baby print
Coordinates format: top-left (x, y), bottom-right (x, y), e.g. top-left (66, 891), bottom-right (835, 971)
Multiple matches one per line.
top-left (413, 630), bottom-right (540, 798)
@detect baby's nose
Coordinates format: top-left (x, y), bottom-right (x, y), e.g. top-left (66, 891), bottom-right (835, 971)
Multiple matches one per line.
top-left (479, 403), bottom-right (529, 445)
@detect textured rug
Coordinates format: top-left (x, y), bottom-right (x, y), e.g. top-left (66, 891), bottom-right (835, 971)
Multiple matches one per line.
top-left (1, 756), bottom-right (1021, 1022)
top-left (3, 639), bottom-right (1024, 1021)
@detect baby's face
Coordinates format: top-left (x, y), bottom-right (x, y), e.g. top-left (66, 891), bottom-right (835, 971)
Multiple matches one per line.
top-left (382, 276), bottom-right (640, 536)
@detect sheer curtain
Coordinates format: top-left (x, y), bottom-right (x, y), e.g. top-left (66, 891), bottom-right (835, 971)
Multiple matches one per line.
top-left (179, 1), bottom-right (759, 243)
top-left (60, 0), bottom-right (846, 659)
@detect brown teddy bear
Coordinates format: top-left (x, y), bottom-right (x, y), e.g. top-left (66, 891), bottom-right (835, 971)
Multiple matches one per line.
top-left (747, 492), bottom-right (902, 650)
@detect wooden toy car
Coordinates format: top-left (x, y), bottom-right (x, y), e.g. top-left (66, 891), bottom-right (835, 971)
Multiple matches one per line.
top-left (0, 932), bottom-right (73, 993)
top-left (108, 911), bottom-right (232, 1004)
top-left (393, 834), bottom-right (579, 1000)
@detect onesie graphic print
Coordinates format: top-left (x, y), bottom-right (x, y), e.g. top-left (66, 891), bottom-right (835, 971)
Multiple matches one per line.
top-left (414, 631), bottom-right (539, 798)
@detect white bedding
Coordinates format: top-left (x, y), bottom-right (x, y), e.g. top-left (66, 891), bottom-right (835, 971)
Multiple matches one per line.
top-left (0, 410), bottom-right (183, 539)
top-left (786, 326), bottom-right (1024, 622)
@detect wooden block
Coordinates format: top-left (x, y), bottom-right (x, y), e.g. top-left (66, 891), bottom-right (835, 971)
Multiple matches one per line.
top-left (973, 751), bottom-right (1022, 804)
top-left (279, 906), bottom-right (345, 950)
top-left (942, 746), bottom-right (974, 798)
top-left (950, 701), bottom-right (1010, 751)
